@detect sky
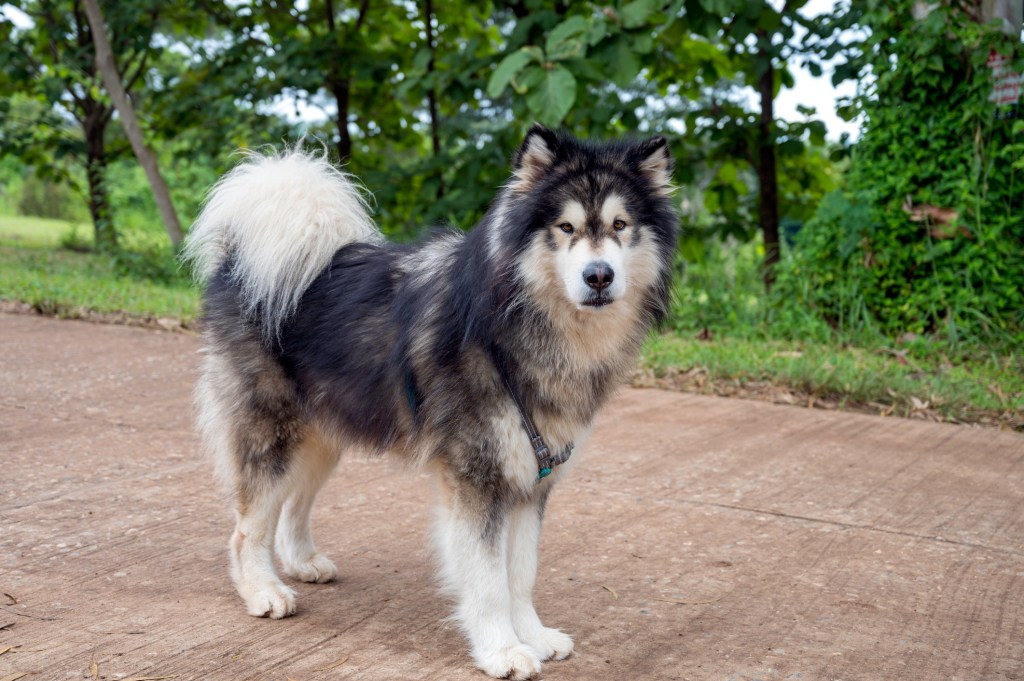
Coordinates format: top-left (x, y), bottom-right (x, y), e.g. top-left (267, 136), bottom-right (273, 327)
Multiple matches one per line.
top-left (774, 0), bottom-right (862, 140)
top-left (1, 1), bottom-right (861, 140)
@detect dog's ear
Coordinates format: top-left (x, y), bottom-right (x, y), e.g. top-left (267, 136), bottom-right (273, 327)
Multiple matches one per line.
top-left (634, 136), bottom-right (674, 194)
top-left (511, 124), bottom-right (560, 192)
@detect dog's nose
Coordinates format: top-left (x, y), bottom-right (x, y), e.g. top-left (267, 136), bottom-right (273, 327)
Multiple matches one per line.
top-left (583, 261), bottom-right (614, 291)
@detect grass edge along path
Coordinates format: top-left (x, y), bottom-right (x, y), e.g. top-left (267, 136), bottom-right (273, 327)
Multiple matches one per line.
top-left (0, 236), bottom-right (1019, 431)
top-left (639, 333), bottom-right (1023, 431)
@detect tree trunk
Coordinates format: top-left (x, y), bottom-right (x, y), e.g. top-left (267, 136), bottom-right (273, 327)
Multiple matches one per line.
top-left (82, 0), bottom-right (183, 249)
top-left (424, 0), bottom-right (444, 199)
top-left (756, 40), bottom-right (780, 291)
top-left (324, 0), bottom-right (368, 163)
top-left (84, 110), bottom-right (116, 252)
top-left (332, 80), bottom-right (353, 162)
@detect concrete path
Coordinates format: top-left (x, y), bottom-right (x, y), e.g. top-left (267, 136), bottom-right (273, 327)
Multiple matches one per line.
top-left (1, 313), bottom-right (1022, 681)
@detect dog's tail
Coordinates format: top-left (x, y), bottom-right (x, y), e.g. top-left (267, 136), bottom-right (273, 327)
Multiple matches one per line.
top-left (184, 146), bottom-right (381, 335)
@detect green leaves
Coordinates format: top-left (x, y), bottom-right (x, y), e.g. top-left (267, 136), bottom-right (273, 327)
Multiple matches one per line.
top-left (5, 1), bottom-right (835, 276)
top-left (697, 0), bottom-right (734, 16)
top-left (545, 15), bottom-right (588, 60)
top-left (486, 13), bottom-right (614, 126)
top-left (526, 65), bottom-right (578, 127)
top-left (620, 0), bottom-right (662, 29)
top-left (770, 1), bottom-right (1024, 344)
top-left (486, 47), bottom-right (579, 126)
top-left (592, 35), bottom-right (642, 88)
top-left (487, 50), bottom-right (533, 99)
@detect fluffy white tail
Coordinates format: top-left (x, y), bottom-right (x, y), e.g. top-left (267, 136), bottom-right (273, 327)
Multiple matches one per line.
top-left (184, 147), bottom-right (381, 335)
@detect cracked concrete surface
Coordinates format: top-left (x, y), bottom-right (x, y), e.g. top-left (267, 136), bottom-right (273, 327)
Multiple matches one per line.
top-left (2, 313), bottom-right (1023, 680)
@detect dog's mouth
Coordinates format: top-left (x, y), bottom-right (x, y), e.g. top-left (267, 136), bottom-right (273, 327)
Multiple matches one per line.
top-left (581, 294), bottom-right (614, 308)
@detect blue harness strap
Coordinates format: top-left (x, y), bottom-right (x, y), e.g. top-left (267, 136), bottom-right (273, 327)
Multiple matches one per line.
top-left (491, 345), bottom-right (574, 481)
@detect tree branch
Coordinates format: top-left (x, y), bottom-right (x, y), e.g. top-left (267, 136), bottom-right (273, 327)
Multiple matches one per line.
top-left (122, 49), bottom-right (150, 93)
top-left (354, 0), bottom-right (371, 32)
top-left (423, 0), bottom-right (444, 198)
top-left (66, 102), bottom-right (86, 126)
top-left (325, 0), bottom-right (337, 32)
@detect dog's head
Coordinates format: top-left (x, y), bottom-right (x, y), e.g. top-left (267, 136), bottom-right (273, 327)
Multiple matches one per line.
top-left (496, 125), bottom-right (678, 321)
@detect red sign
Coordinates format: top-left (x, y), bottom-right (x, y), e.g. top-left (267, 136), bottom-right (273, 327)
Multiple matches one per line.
top-left (988, 51), bottom-right (1022, 108)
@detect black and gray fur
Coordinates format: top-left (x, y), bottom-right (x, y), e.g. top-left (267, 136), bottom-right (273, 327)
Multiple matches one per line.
top-left (188, 125), bottom-right (678, 680)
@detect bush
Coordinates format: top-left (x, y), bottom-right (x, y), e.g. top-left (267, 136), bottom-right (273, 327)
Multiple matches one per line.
top-left (773, 2), bottom-right (1024, 348)
top-left (17, 173), bottom-right (85, 222)
top-left (669, 238), bottom-right (765, 335)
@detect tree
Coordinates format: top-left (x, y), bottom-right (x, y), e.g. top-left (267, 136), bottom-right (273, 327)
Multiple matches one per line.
top-left (1, 0), bottom-right (174, 251)
top-left (81, 0), bottom-right (182, 248)
top-left (177, 0), bottom-right (394, 163)
top-left (2, 0), bottom-right (842, 259)
top-left (674, 0), bottom-right (832, 289)
top-left (485, 1), bottom-right (835, 287)
top-left (322, 0), bottom-right (371, 162)
top-left (775, 0), bottom-right (1024, 341)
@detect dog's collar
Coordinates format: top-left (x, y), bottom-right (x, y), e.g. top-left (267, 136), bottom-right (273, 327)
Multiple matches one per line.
top-left (492, 347), bottom-right (573, 480)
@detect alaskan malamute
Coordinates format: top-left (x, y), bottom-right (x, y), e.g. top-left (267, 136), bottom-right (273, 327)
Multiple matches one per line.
top-left (186, 125), bottom-right (678, 679)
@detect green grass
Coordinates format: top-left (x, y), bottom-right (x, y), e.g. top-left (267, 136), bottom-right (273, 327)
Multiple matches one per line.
top-left (1, 211), bottom-right (1020, 429)
top-left (0, 215), bottom-right (197, 323)
top-left (640, 333), bottom-right (1023, 428)
top-left (0, 245), bottom-right (198, 322)
top-left (654, 236), bottom-right (1023, 428)
top-left (0, 213), bottom-right (93, 249)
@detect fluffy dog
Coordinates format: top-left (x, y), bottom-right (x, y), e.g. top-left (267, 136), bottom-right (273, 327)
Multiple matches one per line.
top-left (185, 125), bottom-right (678, 679)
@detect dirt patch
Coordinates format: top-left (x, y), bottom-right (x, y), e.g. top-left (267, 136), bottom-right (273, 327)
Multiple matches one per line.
top-left (3, 312), bottom-right (1024, 680)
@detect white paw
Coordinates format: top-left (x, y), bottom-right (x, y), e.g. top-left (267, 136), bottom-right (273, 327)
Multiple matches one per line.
top-left (476, 643), bottom-right (543, 680)
top-left (240, 580), bottom-right (297, 618)
top-left (282, 553), bottom-right (338, 583)
top-left (519, 626), bottom-right (574, 662)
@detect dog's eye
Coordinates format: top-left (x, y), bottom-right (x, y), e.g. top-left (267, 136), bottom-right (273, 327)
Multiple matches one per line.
top-left (613, 219), bottom-right (628, 231)
top-left (558, 222), bottom-right (574, 234)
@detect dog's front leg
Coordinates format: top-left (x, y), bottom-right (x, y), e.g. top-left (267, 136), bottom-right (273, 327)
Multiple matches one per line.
top-left (436, 490), bottom-right (542, 680)
top-left (507, 493), bottom-right (574, 662)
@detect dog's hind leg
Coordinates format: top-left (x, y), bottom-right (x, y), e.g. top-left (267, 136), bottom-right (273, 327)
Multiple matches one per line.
top-left (507, 494), bottom-right (574, 662)
top-left (434, 479), bottom-right (542, 681)
top-left (199, 352), bottom-right (305, 619)
top-left (229, 475), bottom-right (296, 618)
top-left (275, 434), bottom-right (340, 583)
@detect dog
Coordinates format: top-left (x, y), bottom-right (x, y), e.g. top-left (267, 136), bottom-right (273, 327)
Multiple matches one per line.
top-left (185, 124), bottom-right (678, 679)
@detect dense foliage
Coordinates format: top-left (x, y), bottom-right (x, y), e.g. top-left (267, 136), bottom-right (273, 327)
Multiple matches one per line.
top-left (1, 0), bottom-right (1022, 350)
top-left (775, 0), bottom-right (1024, 345)
top-left (1, 1), bottom-right (842, 238)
